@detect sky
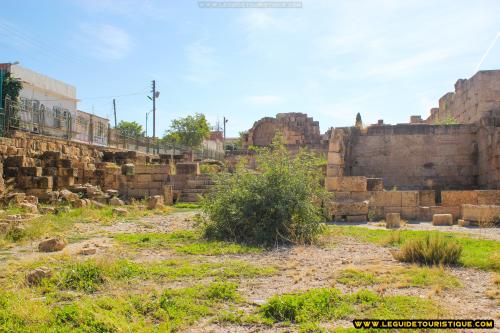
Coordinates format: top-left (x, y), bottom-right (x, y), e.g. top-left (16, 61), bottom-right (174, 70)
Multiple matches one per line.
top-left (1, 0), bottom-right (499, 137)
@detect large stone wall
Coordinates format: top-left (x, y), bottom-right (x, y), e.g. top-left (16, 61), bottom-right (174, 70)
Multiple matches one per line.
top-left (427, 70), bottom-right (500, 124)
top-left (477, 111), bottom-right (500, 189)
top-left (327, 112), bottom-right (499, 190)
top-left (243, 113), bottom-right (328, 153)
top-left (346, 124), bottom-right (478, 190)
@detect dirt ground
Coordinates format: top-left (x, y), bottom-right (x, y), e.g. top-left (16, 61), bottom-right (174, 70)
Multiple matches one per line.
top-left (1, 210), bottom-right (498, 332)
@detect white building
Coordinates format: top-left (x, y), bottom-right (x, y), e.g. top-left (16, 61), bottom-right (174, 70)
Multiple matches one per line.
top-left (1, 64), bottom-right (112, 146)
top-left (1, 63), bottom-right (77, 139)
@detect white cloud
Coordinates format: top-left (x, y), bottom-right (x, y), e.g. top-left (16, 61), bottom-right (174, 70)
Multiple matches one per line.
top-left (77, 23), bottom-right (133, 60)
top-left (246, 95), bottom-right (284, 105)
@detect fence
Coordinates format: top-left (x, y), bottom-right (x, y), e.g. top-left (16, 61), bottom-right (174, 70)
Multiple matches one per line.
top-left (108, 129), bottom-right (225, 161)
top-left (2, 96), bottom-right (225, 161)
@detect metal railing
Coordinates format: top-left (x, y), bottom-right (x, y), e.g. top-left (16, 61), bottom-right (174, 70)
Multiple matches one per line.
top-left (2, 96), bottom-right (225, 161)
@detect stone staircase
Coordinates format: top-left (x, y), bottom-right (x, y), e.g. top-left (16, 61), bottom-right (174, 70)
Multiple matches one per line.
top-left (178, 175), bottom-right (215, 202)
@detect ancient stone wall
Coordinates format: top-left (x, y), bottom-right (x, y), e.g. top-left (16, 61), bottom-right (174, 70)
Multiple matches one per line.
top-left (0, 131), bottom-right (206, 202)
top-left (477, 111), bottom-right (500, 189)
top-left (243, 113), bottom-right (328, 153)
top-left (327, 111), bottom-right (499, 191)
top-left (345, 124), bottom-right (478, 190)
top-left (426, 70), bottom-right (500, 124)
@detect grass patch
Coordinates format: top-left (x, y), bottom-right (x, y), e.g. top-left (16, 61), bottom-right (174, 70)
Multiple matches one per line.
top-left (115, 231), bottom-right (262, 255)
top-left (0, 281), bottom-right (240, 332)
top-left (174, 203), bottom-right (201, 209)
top-left (0, 204), bottom-right (171, 247)
top-left (260, 288), bottom-right (443, 324)
top-left (394, 235), bottom-right (462, 266)
top-left (327, 226), bottom-right (500, 272)
top-left (336, 269), bottom-right (379, 286)
top-left (335, 265), bottom-right (461, 290)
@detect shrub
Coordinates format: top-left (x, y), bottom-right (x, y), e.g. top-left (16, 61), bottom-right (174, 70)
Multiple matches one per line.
top-left (201, 135), bottom-right (328, 246)
top-left (59, 261), bottom-right (106, 292)
top-left (394, 235), bottom-right (462, 266)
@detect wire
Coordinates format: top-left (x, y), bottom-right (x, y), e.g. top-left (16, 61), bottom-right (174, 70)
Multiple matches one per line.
top-left (475, 31), bottom-right (500, 73)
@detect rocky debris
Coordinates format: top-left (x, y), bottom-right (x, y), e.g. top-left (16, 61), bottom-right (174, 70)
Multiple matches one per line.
top-left (71, 198), bottom-right (92, 208)
top-left (23, 195), bottom-right (39, 205)
top-left (6, 214), bottom-right (24, 221)
top-left (60, 189), bottom-right (79, 202)
top-left (112, 207), bottom-right (128, 216)
top-left (109, 197), bottom-right (125, 206)
top-left (5, 192), bottom-right (26, 205)
top-left (78, 247), bottom-right (97, 256)
top-left (38, 237), bottom-right (67, 252)
top-left (147, 195), bottom-right (164, 210)
top-left (19, 202), bottom-right (38, 214)
top-left (91, 200), bottom-right (106, 209)
top-left (106, 189), bottom-right (119, 197)
top-left (26, 267), bottom-right (52, 286)
top-left (39, 207), bottom-right (56, 214)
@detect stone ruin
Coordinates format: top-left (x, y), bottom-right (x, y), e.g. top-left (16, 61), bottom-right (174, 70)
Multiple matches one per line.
top-left (0, 131), bottom-right (212, 209)
top-left (240, 70), bottom-right (500, 227)
top-left (243, 112), bottom-right (329, 153)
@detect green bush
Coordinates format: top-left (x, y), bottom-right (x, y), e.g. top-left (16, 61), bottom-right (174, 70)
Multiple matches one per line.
top-left (59, 261), bottom-right (106, 292)
top-left (395, 235), bottom-right (462, 266)
top-left (201, 135), bottom-right (328, 246)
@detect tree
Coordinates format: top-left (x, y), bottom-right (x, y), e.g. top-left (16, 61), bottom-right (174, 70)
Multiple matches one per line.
top-left (1, 72), bottom-right (22, 104)
top-left (355, 112), bottom-right (362, 128)
top-left (116, 121), bottom-right (143, 138)
top-left (163, 113), bottom-right (210, 147)
top-left (201, 134), bottom-right (329, 246)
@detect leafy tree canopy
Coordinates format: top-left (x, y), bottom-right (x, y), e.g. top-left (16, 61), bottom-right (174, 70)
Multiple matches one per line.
top-left (2, 72), bottom-right (22, 104)
top-left (116, 120), bottom-right (144, 138)
top-left (162, 113), bottom-right (210, 147)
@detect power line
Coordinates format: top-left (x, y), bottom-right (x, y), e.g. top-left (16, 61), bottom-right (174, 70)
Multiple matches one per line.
top-left (475, 31), bottom-right (500, 73)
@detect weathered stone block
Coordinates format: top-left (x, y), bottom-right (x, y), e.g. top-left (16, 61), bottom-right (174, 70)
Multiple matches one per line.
top-left (327, 152), bottom-right (343, 165)
top-left (401, 206), bottom-right (418, 220)
top-left (401, 191), bottom-right (418, 207)
top-left (476, 190), bottom-right (500, 205)
top-left (461, 204), bottom-right (500, 222)
top-left (429, 206), bottom-right (460, 220)
top-left (368, 207), bottom-right (384, 220)
top-left (370, 191), bottom-right (402, 207)
top-left (346, 215), bottom-right (366, 223)
top-left (176, 163), bottom-right (200, 176)
top-left (385, 213), bottom-right (400, 228)
top-left (326, 165), bottom-right (343, 177)
top-left (20, 167), bottom-right (42, 177)
top-left (441, 191), bottom-right (477, 206)
top-left (432, 214), bottom-right (453, 226)
top-left (163, 185), bottom-right (174, 205)
top-left (366, 178), bottom-right (383, 191)
top-left (136, 174), bottom-right (152, 183)
top-left (418, 206), bottom-right (432, 221)
top-left (418, 190), bottom-right (436, 206)
top-left (332, 191), bottom-right (351, 201)
top-left (328, 200), bottom-right (369, 216)
top-left (325, 176), bottom-right (367, 192)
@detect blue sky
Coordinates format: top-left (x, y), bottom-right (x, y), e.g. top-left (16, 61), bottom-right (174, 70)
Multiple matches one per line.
top-left (1, 0), bottom-right (499, 137)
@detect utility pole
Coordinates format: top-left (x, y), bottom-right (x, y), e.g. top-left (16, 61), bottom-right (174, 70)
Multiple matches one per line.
top-left (113, 99), bottom-right (117, 127)
top-left (152, 80), bottom-right (156, 143)
top-left (223, 117), bottom-right (228, 148)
